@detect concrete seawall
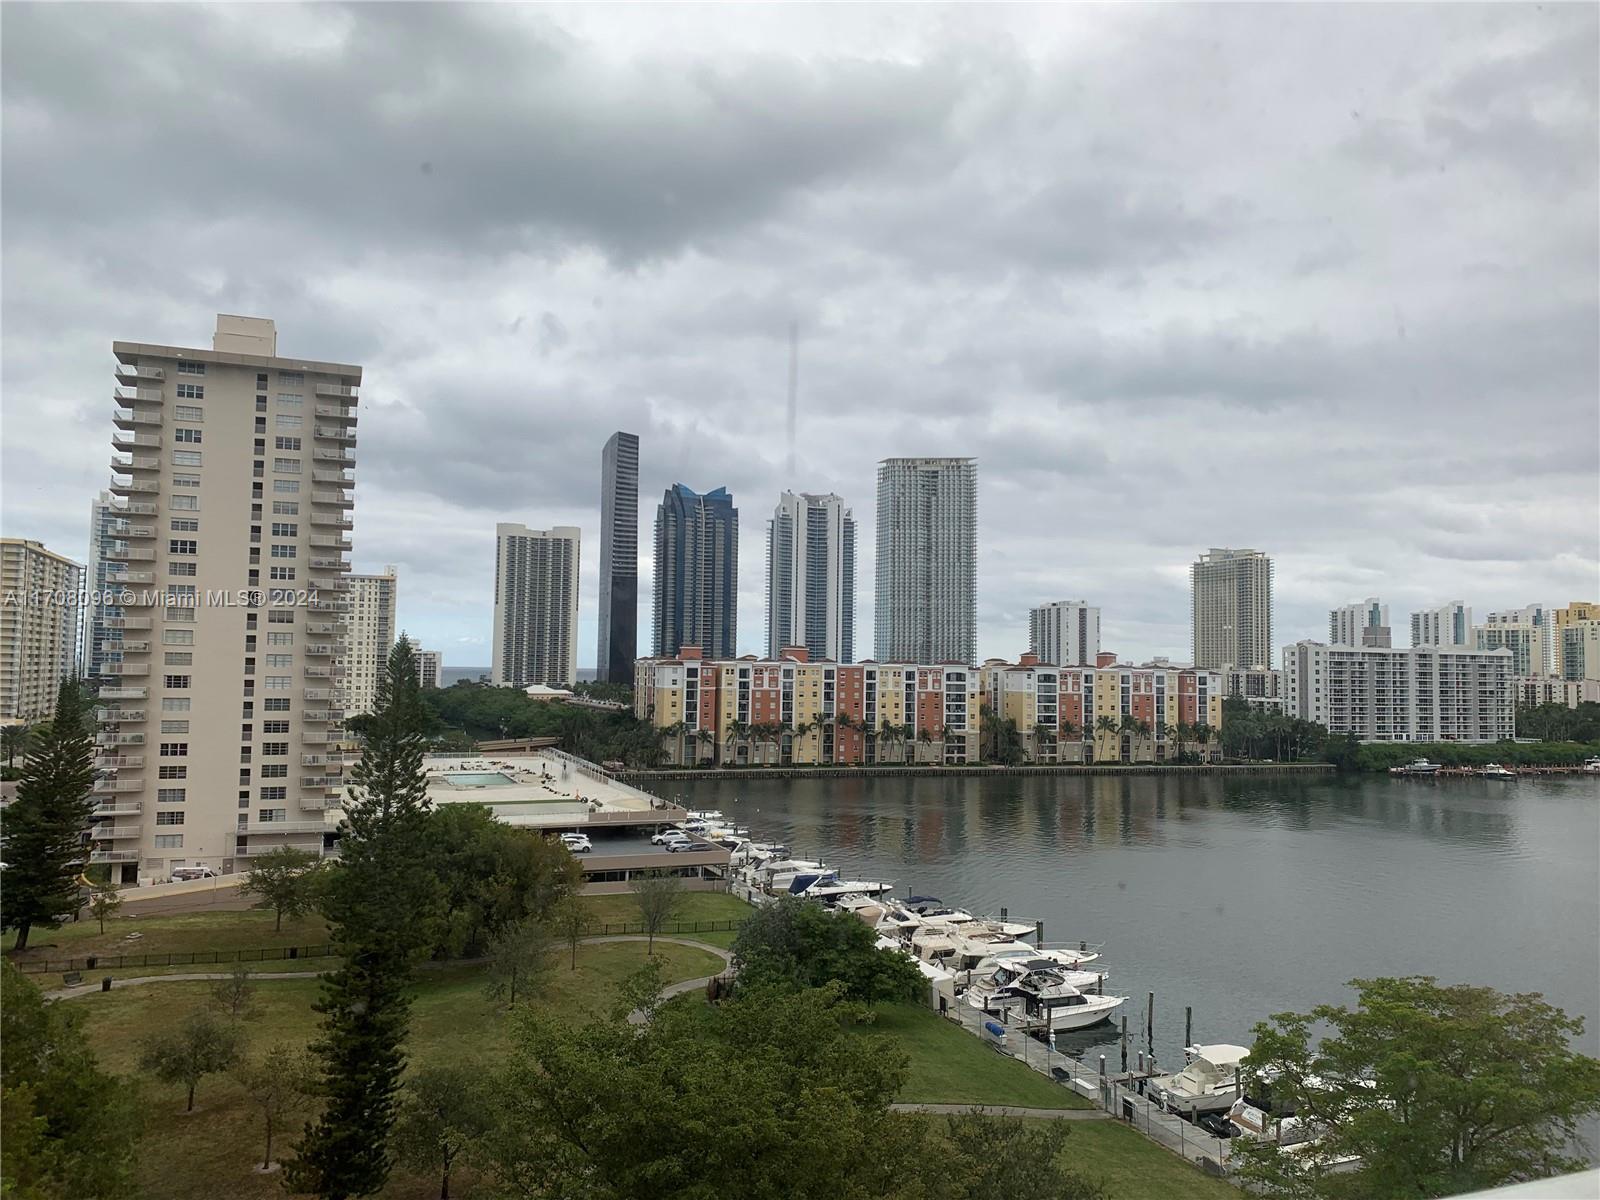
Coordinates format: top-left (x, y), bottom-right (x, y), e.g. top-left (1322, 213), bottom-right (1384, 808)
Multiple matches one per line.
top-left (619, 763), bottom-right (1335, 783)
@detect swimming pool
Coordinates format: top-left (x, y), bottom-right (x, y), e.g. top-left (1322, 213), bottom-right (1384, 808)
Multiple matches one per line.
top-left (444, 772), bottom-right (517, 787)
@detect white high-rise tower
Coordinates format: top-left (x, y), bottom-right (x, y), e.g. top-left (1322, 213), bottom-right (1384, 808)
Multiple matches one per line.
top-left (874, 458), bottom-right (976, 664)
top-left (766, 491), bottom-right (856, 662)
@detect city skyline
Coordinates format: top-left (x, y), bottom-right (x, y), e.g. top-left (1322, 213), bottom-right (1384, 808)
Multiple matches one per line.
top-left (2, 6), bottom-right (1594, 669)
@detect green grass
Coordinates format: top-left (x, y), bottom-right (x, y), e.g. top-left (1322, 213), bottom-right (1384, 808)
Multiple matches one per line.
top-left (864, 1002), bottom-right (1092, 1108)
top-left (4, 908), bottom-right (331, 960)
top-left (1047, 1121), bottom-right (1243, 1200)
top-left (581, 889), bottom-right (753, 948)
top-left (70, 939), bottom-right (725, 1200)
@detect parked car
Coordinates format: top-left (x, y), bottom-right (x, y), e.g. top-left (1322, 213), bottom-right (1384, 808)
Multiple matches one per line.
top-left (664, 837), bottom-right (700, 853)
top-left (652, 829), bottom-right (692, 846)
top-left (170, 865), bottom-right (218, 882)
top-left (559, 833), bottom-right (593, 854)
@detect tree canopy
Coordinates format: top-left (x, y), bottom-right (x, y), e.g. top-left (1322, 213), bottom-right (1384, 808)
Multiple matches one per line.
top-left (1234, 976), bottom-right (1600, 1199)
top-left (731, 896), bottom-right (925, 1005)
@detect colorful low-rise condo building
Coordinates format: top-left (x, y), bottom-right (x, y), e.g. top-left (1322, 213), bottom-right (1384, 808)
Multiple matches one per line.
top-left (635, 645), bottom-right (980, 766)
top-left (979, 653), bottom-right (1225, 764)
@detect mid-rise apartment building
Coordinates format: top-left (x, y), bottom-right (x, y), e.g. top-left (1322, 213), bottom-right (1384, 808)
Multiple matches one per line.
top-left (1028, 600), bottom-right (1100, 667)
top-left (1558, 620), bottom-right (1600, 682)
top-left (416, 649), bottom-right (442, 690)
top-left (1, 539), bottom-right (84, 723)
top-left (1410, 602), bottom-right (1472, 648)
top-left (1220, 663), bottom-right (1286, 712)
top-left (635, 645), bottom-right (980, 766)
top-left (1191, 548), bottom-right (1273, 669)
top-left (1515, 675), bottom-right (1600, 708)
top-left (980, 653), bottom-right (1224, 764)
top-left (596, 431), bottom-right (639, 684)
top-left (345, 566), bottom-right (397, 715)
top-left (1473, 621), bottom-right (1547, 679)
top-left (766, 491), bottom-right (856, 663)
top-left (1329, 598), bottom-right (1391, 648)
top-left (491, 523), bottom-right (580, 688)
top-left (874, 457), bottom-right (976, 664)
top-left (1282, 641), bottom-right (1514, 744)
top-left (652, 485), bottom-right (738, 659)
top-left (1483, 604), bottom-right (1554, 675)
top-left (1552, 601), bottom-right (1599, 677)
top-left (96, 315), bottom-right (358, 883)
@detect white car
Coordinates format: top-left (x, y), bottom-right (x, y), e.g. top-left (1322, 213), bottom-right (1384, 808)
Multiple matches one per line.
top-left (651, 829), bottom-right (692, 846)
top-left (170, 865), bottom-right (218, 882)
top-left (559, 833), bottom-right (592, 854)
top-left (663, 836), bottom-right (701, 853)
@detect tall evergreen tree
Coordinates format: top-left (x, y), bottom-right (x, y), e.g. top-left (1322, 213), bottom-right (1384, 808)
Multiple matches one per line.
top-left (0, 678), bottom-right (97, 951)
top-left (286, 637), bottom-right (440, 1199)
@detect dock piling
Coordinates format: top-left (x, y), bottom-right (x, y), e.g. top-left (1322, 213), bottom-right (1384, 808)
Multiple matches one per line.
top-left (1036, 919), bottom-right (1045, 946)
top-left (1120, 1016), bottom-right (1129, 1073)
top-left (1147, 991), bottom-right (1155, 1055)
top-left (1185, 1005), bottom-right (1192, 1049)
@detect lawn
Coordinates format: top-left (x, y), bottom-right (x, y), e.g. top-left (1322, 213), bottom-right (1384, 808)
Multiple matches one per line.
top-left (68, 939), bottom-right (725, 1200)
top-left (581, 888), bottom-right (753, 948)
top-left (1049, 1121), bottom-right (1243, 1200)
top-left (865, 1002), bottom-right (1092, 1108)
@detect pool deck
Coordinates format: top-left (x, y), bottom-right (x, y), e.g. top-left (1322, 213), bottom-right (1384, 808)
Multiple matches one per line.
top-left (419, 750), bottom-right (683, 830)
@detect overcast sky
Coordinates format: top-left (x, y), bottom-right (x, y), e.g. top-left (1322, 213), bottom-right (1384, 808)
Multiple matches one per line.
top-left (3, 3), bottom-right (1596, 670)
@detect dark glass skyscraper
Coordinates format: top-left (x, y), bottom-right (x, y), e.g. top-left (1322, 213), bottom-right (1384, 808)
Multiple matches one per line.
top-left (653, 483), bottom-right (738, 659)
top-left (596, 431), bottom-right (639, 682)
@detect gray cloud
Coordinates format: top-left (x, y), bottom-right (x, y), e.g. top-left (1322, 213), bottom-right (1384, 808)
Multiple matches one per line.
top-left (2, 3), bottom-right (1595, 668)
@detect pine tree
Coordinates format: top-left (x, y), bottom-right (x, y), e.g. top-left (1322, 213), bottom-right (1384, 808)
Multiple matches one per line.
top-left (0, 678), bottom-right (97, 951)
top-left (286, 637), bottom-right (441, 1199)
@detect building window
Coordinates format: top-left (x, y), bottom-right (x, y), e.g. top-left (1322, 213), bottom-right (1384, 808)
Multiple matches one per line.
top-left (267, 632), bottom-right (293, 647)
top-left (270, 544), bottom-right (296, 558)
top-left (276, 413), bottom-right (303, 429)
top-left (170, 494), bottom-right (199, 511)
top-left (163, 652), bottom-right (193, 667)
top-left (258, 808), bottom-right (289, 823)
top-left (261, 742), bottom-right (288, 755)
top-left (262, 720), bottom-right (290, 734)
top-left (260, 786), bottom-right (287, 801)
top-left (273, 458), bottom-right (300, 474)
top-left (163, 675), bottom-right (191, 688)
top-left (154, 834), bottom-right (184, 849)
top-left (169, 562), bottom-right (197, 577)
top-left (269, 567), bottom-right (295, 581)
top-left (156, 788), bottom-right (186, 803)
top-left (156, 810), bottom-right (185, 826)
top-left (272, 479), bottom-right (301, 493)
top-left (266, 654), bottom-right (292, 669)
top-left (176, 361), bottom-right (206, 376)
top-left (277, 393), bottom-right (303, 407)
top-left (175, 404), bottom-right (204, 421)
top-left (270, 523), bottom-right (298, 537)
top-left (263, 697), bottom-right (291, 711)
top-left (159, 742), bottom-right (188, 757)
top-left (170, 518), bottom-right (200, 532)
top-left (161, 630), bottom-right (195, 646)
top-left (173, 473), bottom-right (201, 488)
top-left (161, 696), bottom-right (192, 711)
top-left (169, 539), bottom-right (197, 555)
top-left (275, 437), bottom-right (302, 451)
top-left (277, 372), bottom-right (304, 386)
top-left (265, 676), bottom-right (290, 689)
top-left (172, 450), bottom-right (202, 467)
top-left (159, 720), bottom-right (190, 735)
top-left (174, 428), bottom-right (203, 444)
top-left (260, 763), bottom-right (288, 778)
top-left (176, 383), bottom-right (204, 399)
top-left (272, 501), bottom-right (299, 516)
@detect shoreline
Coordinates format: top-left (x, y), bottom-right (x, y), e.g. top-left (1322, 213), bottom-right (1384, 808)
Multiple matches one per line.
top-left (618, 762), bottom-right (1336, 782)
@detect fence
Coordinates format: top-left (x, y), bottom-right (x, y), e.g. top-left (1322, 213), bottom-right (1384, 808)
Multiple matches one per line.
top-left (14, 918), bottom-right (745, 976)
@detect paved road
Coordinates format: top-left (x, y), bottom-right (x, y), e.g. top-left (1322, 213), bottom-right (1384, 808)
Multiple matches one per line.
top-left (45, 935), bottom-right (733, 1004)
top-left (890, 1102), bottom-right (1109, 1121)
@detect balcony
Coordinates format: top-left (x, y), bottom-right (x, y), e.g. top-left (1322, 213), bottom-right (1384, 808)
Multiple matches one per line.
top-left (236, 840), bottom-right (326, 858)
top-left (299, 730), bottom-right (342, 744)
top-left (112, 432), bottom-right (161, 452)
top-left (312, 470), bottom-right (353, 485)
top-left (92, 824), bottom-right (143, 841)
top-left (100, 662), bottom-right (149, 677)
top-left (96, 705), bottom-right (145, 723)
top-left (301, 775), bottom-right (342, 789)
top-left (305, 621), bottom-right (337, 634)
top-left (313, 446), bottom-right (355, 465)
top-left (92, 778), bottom-right (143, 794)
top-left (116, 363), bottom-right (164, 382)
top-left (104, 639), bottom-right (150, 654)
top-left (89, 850), bottom-right (141, 864)
top-left (92, 801), bottom-right (143, 818)
top-left (305, 643), bottom-right (335, 656)
top-left (97, 732), bottom-right (145, 746)
top-left (103, 616), bottom-right (152, 631)
top-left (110, 455), bottom-right (161, 474)
top-left (311, 491), bottom-right (354, 509)
top-left (113, 408), bottom-right (162, 429)
top-left (106, 571), bottom-right (153, 585)
top-left (114, 387), bottom-right (163, 405)
top-left (105, 545), bottom-right (155, 562)
top-left (297, 794), bottom-right (330, 811)
top-left (111, 524), bottom-right (156, 539)
top-left (93, 756), bottom-right (143, 770)
top-left (315, 382), bottom-right (358, 399)
top-left (309, 535), bottom-right (351, 550)
top-left (314, 404), bottom-right (358, 423)
top-left (247, 819), bottom-right (331, 835)
top-left (304, 689), bottom-right (341, 702)
top-left (306, 557), bottom-right (349, 572)
top-left (313, 427), bottom-right (356, 444)
top-left (109, 478), bottom-right (159, 496)
top-left (301, 708), bottom-right (345, 723)
top-left (97, 687), bottom-right (147, 701)
top-left (310, 514), bottom-right (352, 529)
top-left (301, 753), bottom-right (354, 767)
top-left (307, 599), bottom-right (351, 612)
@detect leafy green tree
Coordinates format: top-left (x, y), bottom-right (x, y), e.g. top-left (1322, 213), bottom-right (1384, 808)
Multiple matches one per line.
top-left (87, 884), bottom-right (123, 933)
top-left (1233, 976), bottom-right (1600, 1199)
top-left (483, 980), bottom-right (915, 1200)
top-left (1, 679), bottom-right (98, 951)
top-left (394, 1062), bottom-right (493, 1200)
top-left (287, 637), bottom-right (441, 1200)
top-left (551, 895), bottom-right (593, 970)
top-left (928, 1112), bottom-right (1106, 1200)
top-left (239, 845), bottom-right (323, 932)
top-left (732, 896), bottom-right (924, 1005)
top-left (138, 1009), bottom-right (245, 1112)
top-left (631, 869), bottom-right (683, 953)
top-left (485, 918), bottom-right (553, 1008)
top-left (1, 961), bottom-right (142, 1198)
top-left (233, 1042), bottom-right (316, 1171)
top-left (211, 962), bottom-right (256, 1019)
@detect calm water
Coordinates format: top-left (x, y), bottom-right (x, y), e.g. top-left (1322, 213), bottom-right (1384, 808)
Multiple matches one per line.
top-left (668, 773), bottom-right (1600, 1073)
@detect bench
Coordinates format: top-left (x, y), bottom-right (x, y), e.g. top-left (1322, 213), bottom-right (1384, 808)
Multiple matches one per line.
top-left (62, 971), bottom-right (82, 987)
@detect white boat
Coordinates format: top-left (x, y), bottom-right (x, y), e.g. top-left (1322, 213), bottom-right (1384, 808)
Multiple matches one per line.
top-left (787, 870), bottom-right (893, 900)
top-left (684, 809), bottom-right (724, 822)
top-left (973, 945), bottom-right (1108, 978)
top-left (1390, 758), bottom-right (1440, 776)
top-left (963, 963), bottom-right (1125, 1031)
top-left (1479, 763), bottom-right (1516, 779)
top-left (1584, 757), bottom-right (1600, 774)
top-left (965, 955), bottom-right (1109, 1000)
top-left (833, 895), bottom-right (889, 925)
top-left (912, 925), bottom-right (1041, 973)
top-left (1148, 1044), bottom-right (1252, 1115)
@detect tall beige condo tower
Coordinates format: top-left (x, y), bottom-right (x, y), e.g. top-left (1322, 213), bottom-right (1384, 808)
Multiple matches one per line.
top-left (97, 315), bottom-right (358, 884)
top-left (346, 566), bottom-right (398, 715)
top-left (1191, 547), bottom-right (1274, 670)
top-left (492, 523), bottom-right (580, 688)
top-left (1, 539), bottom-right (84, 722)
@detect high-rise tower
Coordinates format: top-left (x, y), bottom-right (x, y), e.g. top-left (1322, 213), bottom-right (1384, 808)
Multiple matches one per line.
top-left (874, 458), bottom-right (976, 664)
top-left (1190, 548), bottom-right (1274, 670)
top-left (492, 524), bottom-right (580, 688)
top-left (596, 431), bottom-right (639, 683)
top-left (766, 491), bottom-right (855, 662)
top-left (652, 484), bottom-right (738, 658)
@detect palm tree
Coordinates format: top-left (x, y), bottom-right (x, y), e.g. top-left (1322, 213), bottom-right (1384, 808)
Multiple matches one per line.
top-left (1059, 718), bottom-right (1080, 763)
top-left (694, 727), bottom-right (716, 764)
top-left (1094, 715), bottom-right (1118, 762)
top-left (657, 720), bottom-right (687, 765)
top-left (725, 719), bottom-right (751, 765)
top-left (915, 726), bottom-right (934, 765)
top-left (1193, 722), bottom-right (1214, 762)
top-left (1031, 722), bottom-right (1054, 764)
top-left (1135, 719), bottom-right (1153, 762)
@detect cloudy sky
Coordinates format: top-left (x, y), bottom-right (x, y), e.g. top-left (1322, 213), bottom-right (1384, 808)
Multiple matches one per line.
top-left (3, 3), bottom-right (1596, 670)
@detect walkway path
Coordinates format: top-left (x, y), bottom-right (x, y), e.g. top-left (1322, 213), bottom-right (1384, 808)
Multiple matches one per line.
top-left (44, 934), bottom-right (733, 1003)
top-left (890, 1102), bottom-right (1110, 1121)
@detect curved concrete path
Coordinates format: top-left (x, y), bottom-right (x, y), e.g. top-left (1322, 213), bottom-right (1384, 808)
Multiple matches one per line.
top-left (44, 934), bottom-right (732, 1003)
top-left (890, 1102), bottom-right (1109, 1121)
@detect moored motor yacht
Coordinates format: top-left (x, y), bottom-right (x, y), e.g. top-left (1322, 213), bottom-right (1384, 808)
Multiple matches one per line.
top-left (964, 956), bottom-right (1109, 1000)
top-left (1479, 763), bottom-right (1516, 779)
top-left (1584, 757), bottom-right (1600, 774)
top-left (1147, 1044), bottom-right (1252, 1115)
top-left (971, 946), bottom-right (1109, 981)
top-left (963, 963), bottom-right (1125, 1031)
top-left (1390, 758), bottom-right (1440, 776)
top-left (684, 809), bottom-right (725, 822)
top-left (787, 870), bottom-right (893, 900)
